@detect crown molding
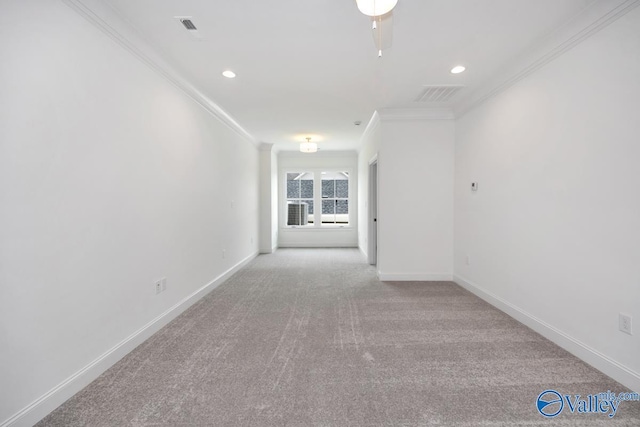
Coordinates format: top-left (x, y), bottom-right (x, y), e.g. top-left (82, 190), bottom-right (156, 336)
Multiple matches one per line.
top-left (356, 107), bottom-right (454, 153)
top-left (377, 108), bottom-right (455, 121)
top-left (359, 110), bottom-right (380, 148)
top-left (258, 142), bottom-right (274, 152)
top-left (454, 0), bottom-right (640, 118)
top-left (61, 0), bottom-right (258, 147)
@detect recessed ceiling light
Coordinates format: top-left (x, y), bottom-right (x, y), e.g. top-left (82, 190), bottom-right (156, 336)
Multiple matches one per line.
top-left (450, 65), bottom-right (466, 74)
top-left (222, 70), bottom-right (236, 78)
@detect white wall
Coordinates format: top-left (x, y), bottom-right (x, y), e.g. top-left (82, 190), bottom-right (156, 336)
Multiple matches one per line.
top-left (0, 0), bottom-right (259, 424)
top-left (454, 6), bottom-right (640, 391)
top-left (377, 117), bottom-right (455, 281)
top-left (259, 144), bottom-right (278, 253)
top-left (271, 149), bottom-right (279, 252)
top-left (357, 113), bottom-right (381, 259)
top-left (278, 151), bottom-right (358, 247)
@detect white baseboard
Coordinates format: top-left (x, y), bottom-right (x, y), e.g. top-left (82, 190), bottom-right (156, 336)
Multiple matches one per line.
top-left (454, 274), bottom-right (640, 393)
top-left (259, 244), bottom-right (279, 254)
top-left (378, 272), bottom-right (453, 281)
top-left (2, 252), bottom-right (258, 427)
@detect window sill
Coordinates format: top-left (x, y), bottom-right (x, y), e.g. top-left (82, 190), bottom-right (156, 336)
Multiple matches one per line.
top-left (281, 226), bottom-right (354, 232)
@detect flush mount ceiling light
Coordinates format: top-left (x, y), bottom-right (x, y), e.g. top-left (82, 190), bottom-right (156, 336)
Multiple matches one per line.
top-left (450, 65), bottom-right (466, 74)
top-left (356, 0), bottom-right (398, 16)
top-left (300, 137), bottom-right (318, 153)
top-left (222, 70), bottom-right (236, 78)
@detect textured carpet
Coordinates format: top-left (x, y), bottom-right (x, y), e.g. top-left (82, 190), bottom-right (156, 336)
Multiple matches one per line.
top-left (38, 249), bottom-right (639, 426)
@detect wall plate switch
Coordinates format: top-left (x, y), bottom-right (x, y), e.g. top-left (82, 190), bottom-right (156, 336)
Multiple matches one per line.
top-left (155, 279), bottom-right (162, 295)
top-left (619, 313), bottom-right (632, 335)
top-left (471, 182), bottom-right (478, 191)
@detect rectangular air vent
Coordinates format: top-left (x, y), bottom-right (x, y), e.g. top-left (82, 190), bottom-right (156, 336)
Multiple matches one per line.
top-left (174, 16), bottom-right (203, 40)
top-left (415, 85), bottom-right (464, 103)
top-left (180, 19), bottom-right (197, 31)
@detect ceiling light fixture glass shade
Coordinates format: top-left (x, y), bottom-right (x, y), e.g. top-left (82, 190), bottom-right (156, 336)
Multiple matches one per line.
top-left (356, 0), bottom-right (398, 16)
top-left (300, 137), bottom-right (317, 153)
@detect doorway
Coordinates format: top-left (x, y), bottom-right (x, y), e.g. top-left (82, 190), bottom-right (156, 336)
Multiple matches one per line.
top-left (368, 158), bottom-right (378, 265)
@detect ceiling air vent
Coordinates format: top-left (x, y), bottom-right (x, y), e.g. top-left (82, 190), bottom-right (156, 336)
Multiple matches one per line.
top-left (180, 19), bottom-right (197, 31)
top-left (175, 16), bottom-right (203, 40)
top-left (415, 85), bottom-right (464, 103)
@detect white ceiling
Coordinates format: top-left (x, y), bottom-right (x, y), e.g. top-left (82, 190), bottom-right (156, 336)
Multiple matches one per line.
top-left (105, 0), bottom-right (597, 151)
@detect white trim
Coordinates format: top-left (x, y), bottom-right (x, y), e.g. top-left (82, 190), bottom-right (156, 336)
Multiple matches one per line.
top-left (278, 151), bottom-right (358, 158)
top-left (454, 274), bottom-right (640, 394)
top-left (279, 168), bottom-right (355, 230)
top-left (280, 226), bottom-right (354, 232)
top-left (61, 0), bottom-right (257, 146)
top-left (454, 0), bottom-right (640, 117)
top-left (378, 272), bottom-right (453, 281)
top-left (377, 108), bottom-right (455, 121)
top-left (359, 111), bottom-right (381, 151)
top-left (259, 241), bottom-right (278, 254)
top-left (367, 158), bottom-right (378, 266)
top-left (278, 243), bottom-right (358, 248)
top-left (259, 244), bottom-right (279, 255)
top-left (259, 142), bottom-right (274, 152)
top-left (1, 252), bottom-right (258, 427)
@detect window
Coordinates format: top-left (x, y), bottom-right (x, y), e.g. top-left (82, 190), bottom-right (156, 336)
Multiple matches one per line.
top-left (286, 172), bottom-right (314, 226)
top-left (321, 172), bottom-right (349, 226)
top-left (283, 170), bottom-right (351, 228)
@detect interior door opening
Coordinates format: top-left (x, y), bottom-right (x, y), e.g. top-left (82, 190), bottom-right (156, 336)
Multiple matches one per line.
top-left (368, 159), bottom-right (378, 265)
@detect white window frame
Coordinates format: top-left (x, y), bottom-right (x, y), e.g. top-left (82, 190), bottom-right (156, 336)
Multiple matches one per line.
top-left (284, 171), bottom-right (316, 227)
top-left (281, 168), bottom-right (353, 230)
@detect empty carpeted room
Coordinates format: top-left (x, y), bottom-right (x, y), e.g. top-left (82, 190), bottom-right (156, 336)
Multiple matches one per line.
top-left (1, 0), bottom-right (639, 426)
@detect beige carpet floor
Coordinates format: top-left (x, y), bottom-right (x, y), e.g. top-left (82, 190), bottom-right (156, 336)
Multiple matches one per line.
top-left (38, 248), bottom-right (640, 426)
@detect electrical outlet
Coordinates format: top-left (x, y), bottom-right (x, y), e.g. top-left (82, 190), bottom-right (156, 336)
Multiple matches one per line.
top-left (619, 313), bottom-right (632, 335)
top-left (155, 279), bottom-right (162, 295)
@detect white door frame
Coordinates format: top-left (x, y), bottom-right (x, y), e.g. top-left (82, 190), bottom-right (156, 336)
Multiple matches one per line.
top-left (368, 156), bottom-right (378, 265)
